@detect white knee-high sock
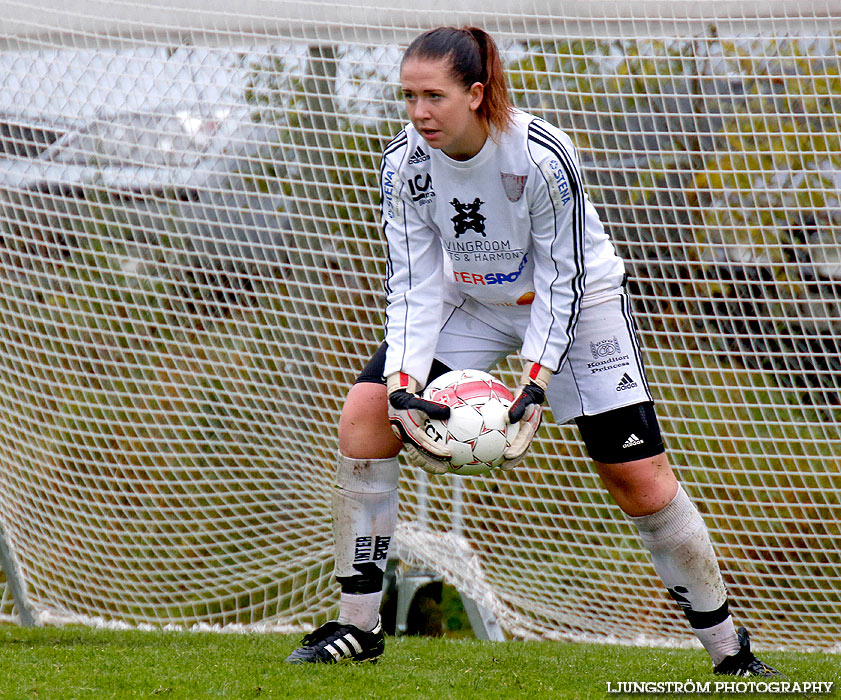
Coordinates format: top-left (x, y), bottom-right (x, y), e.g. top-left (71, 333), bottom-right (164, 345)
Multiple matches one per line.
top-left (332, 454), bottom-right (399, 631)
top-left (630, 484), bottom-right (740, 664)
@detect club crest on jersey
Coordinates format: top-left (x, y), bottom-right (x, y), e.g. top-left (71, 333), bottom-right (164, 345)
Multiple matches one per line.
top-left (407, 146), bottom-right (430, 164)
top-left (450, 197), bottom-right (486, 238)
top-left (500, 172), bottom-right (527, 202)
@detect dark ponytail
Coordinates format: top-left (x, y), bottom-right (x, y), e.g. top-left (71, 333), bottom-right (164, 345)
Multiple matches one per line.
top-left (402, 26), bottom-right (514, 134)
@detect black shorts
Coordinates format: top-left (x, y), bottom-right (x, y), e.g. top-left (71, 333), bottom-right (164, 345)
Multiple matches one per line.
top-left (574, 401), bottom-right (665, 464)
top-left (355, 341), bottom-right (453, 386)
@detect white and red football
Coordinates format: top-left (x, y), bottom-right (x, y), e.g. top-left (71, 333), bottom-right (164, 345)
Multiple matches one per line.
top-left (421, 369), bottom-right (519, 476)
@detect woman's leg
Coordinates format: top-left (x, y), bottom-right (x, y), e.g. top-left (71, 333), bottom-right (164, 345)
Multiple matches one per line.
top-left (332, 381), bottom-right (402, 631)
top-left (595, 450), bottom-right (739, 664)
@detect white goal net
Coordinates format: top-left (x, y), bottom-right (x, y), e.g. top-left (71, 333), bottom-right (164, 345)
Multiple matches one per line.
top-left (0, 0), bottom-right (838, 652)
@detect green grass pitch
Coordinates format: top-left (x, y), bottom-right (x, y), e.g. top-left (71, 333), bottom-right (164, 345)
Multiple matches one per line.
top-left (0, 626), bottom-right (838, 700)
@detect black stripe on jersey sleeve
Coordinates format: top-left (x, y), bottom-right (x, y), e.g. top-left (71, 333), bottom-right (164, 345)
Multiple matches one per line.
top-left (379, 129), bottom-right (408, 300)
top-left (526, 120), bottom-right (587, 371)
top-left (378, 130), bottom-right (413, 371)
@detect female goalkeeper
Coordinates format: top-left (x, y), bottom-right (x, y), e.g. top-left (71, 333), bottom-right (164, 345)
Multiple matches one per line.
top-left (286, 26), bottom-right (778, 676)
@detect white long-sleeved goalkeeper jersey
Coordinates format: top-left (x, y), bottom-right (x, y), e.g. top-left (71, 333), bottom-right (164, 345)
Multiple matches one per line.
top-left (381, 109), bottom-right (626, 382)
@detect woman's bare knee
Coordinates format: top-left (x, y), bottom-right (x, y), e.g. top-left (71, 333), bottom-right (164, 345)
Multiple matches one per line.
top-left (595, 452), bottom-right (679, 517)
top-left (339, 382), bottom-right (403, 459)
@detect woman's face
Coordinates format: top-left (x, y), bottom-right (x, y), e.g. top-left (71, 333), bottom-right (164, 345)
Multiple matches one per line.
top-left (400, 56), bottom-right (486, 161)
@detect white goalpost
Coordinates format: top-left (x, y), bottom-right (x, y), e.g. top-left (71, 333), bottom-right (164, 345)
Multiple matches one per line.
top-left (0, 0), bottom-right (838, 652)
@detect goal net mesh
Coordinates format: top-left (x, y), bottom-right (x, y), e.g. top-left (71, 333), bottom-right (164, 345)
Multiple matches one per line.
top-left (0, 0), bottom-right (838, 651)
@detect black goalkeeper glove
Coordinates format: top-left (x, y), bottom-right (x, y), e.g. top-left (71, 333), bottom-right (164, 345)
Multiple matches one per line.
top-left (503, 362), bottom-right (551, 470)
